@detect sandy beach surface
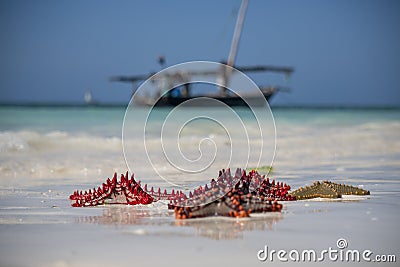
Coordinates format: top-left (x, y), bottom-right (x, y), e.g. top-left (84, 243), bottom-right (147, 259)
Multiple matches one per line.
top-left (0, 175), bottom-right (399, 266)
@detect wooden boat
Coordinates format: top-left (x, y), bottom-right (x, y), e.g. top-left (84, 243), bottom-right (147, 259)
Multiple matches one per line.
top-left (110, 0), bottom-right (293, 107)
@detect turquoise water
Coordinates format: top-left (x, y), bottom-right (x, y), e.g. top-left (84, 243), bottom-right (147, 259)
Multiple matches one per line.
top-left (0, 106), bottom-right (124, 136)
top-left (0, 105), bottom-right (399, 187)
top-left (1, 106), bottom-right (399, 132)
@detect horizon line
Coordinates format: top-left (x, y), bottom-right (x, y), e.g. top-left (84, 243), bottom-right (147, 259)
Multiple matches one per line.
top-left (0, 101), bottom-right (399, 110)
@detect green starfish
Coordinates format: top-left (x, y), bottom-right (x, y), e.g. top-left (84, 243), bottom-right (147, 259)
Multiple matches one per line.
top-left (290, 181), bottom-right (370, 200)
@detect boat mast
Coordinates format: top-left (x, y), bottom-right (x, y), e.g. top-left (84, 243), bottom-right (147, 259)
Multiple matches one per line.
top-left (227, 0), bottom-right (248, 67)
top-left (220, 0), bottom-right (248, 95)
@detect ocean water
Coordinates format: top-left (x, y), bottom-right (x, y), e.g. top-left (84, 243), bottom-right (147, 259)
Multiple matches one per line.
top-left (0, 105), bottom-right (398, 187)
top-left (0, 105), bottom-right (399, 266)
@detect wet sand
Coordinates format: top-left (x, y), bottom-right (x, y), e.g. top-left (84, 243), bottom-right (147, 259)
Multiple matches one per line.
top-left (0, 170), bottom-right (398, 267)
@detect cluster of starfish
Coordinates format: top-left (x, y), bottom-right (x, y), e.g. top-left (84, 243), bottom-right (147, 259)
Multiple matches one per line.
top-left (69, 168), bottom-right (370, 219)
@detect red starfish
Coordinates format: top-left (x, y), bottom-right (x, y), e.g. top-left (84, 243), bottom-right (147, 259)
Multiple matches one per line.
top-left (69, 168), bottom-right (291, 219)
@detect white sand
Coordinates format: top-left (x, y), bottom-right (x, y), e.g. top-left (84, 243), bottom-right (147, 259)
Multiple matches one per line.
top-left (0, 177), bottom-right (398, 267)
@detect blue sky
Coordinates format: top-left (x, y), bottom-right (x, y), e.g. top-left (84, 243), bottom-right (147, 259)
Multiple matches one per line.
top-left (0, 0), bottom-right (399, 106)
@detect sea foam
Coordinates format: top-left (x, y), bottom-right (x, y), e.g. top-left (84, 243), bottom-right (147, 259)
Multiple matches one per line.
top-left (0, 130), bottom-right (126, 186)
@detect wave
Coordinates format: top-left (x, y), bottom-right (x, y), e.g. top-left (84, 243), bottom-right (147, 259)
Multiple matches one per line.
top-left (1, 118), bottom-right (399, 188)
top-left (0, 131), bottom-right (128, 186)
top-left (0, 130), bottom-right (122, 153)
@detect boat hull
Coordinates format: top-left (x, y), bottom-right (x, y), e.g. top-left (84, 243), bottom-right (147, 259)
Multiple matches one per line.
top-left (146, 90), bottom-right (275, 107)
